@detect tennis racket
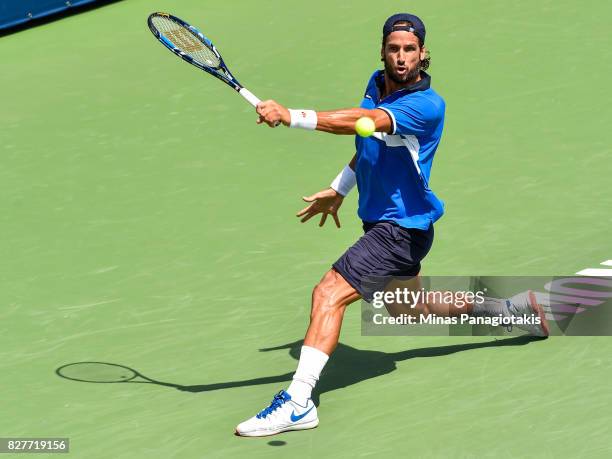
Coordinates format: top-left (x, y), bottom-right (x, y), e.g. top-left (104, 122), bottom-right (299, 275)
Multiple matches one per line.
top-left (147, 12), bottom-right (263, 109)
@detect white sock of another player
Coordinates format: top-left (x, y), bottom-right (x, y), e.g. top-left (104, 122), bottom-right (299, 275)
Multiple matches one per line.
top-left (286, 345), bottom-right (329, 406)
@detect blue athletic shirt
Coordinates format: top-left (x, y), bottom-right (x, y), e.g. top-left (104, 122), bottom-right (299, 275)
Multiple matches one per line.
top-left (355, 70), bottom-right (445, 230)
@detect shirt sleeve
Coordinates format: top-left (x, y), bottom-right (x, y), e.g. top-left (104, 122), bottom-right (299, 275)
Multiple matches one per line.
top-left (378, 96), bottom-right (441, 136)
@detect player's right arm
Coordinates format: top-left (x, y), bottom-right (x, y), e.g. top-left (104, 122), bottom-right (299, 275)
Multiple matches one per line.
top-left (296, 155), bottom-right (357, 228)
top-left (256, 101), bottom-right (392, 135)
top-left (312, 108), bottom-right (391, 135)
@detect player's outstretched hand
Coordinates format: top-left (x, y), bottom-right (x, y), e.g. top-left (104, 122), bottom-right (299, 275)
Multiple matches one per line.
top-left (297, 188), bottom-right (344, 228)
top-left (256, 100), bottom-right (290, 127)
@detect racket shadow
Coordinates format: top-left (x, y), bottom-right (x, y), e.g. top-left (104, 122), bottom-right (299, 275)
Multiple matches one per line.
top-left (55, 361), bottom-right (292, 391)
top-left (55, 335), bottom-right (543, 404)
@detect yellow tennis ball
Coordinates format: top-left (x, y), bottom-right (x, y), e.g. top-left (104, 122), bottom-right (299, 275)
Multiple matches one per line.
top-left (355, 117), bottom-right (376, 137)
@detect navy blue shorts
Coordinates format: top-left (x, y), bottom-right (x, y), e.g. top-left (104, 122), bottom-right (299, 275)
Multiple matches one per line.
top-left (332, 221), bottom-right (434, 302)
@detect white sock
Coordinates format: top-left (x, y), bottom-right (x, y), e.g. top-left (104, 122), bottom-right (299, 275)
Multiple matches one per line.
top-left (286, 345), bottom-right (329, 406)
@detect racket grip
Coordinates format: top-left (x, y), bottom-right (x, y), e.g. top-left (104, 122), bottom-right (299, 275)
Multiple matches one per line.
top-left (238, 87), bottom-right (261, 107)
top-left (240, 87), bottom-right (280, 126)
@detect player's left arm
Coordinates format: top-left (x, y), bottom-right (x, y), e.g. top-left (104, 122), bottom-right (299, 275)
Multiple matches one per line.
top-left (256, 101), bottom-right (392, 135)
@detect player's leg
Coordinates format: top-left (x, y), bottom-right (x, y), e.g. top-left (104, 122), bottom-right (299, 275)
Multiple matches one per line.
top-left (234, 269), bottom-right (359, 437)
top-left (279, 222), bottom-right (433, 410)
top-left (383, 275), bottom-right (475, 317)
top-left (285, 269), bottom-right (360, 404)
top-left (382, 276), bottom-right (549, 336)
top-left (304, 269), bottom-right (362, 354)
top-left (235, 221), bottom-right (433, 436)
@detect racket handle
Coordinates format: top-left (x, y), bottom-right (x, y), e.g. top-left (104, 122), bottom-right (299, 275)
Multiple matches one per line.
top-left (238, 87), bottom-right (261, 107)
top-left (240, 87), bottom-right (280, 127)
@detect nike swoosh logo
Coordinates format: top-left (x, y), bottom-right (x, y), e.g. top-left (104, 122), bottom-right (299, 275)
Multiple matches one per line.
top-left (290, 406), bottom-right (314, 422)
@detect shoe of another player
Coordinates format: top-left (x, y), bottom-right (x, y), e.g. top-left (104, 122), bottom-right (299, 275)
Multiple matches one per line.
top-left (506, 290), bottom-right (550, 337)
top-left (235, 390), bottom-right (318, 437)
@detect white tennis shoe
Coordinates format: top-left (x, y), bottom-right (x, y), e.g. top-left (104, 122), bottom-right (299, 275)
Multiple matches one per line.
top-left (235, 390), bottom-right (318, 437)
top-left (506, 290), bottom-right (550, 337)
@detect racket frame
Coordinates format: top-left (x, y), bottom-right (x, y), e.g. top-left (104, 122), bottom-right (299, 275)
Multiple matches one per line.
top-left (147, 12), bottom-right (261, 107)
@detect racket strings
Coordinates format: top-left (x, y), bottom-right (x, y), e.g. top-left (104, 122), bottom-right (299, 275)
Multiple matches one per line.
top-left (151, 16), bottom-right (221, 70)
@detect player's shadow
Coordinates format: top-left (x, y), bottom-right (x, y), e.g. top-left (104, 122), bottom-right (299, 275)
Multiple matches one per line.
top-left (177, 335), bottom-right (543, 404)
top-left (56, 336), bottom-right (543, 403)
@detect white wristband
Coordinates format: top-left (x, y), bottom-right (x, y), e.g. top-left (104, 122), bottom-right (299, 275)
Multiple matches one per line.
top-left (289, 109), bottom-right (317, 130)
top-left (330, 165), bottom-right (357, 196)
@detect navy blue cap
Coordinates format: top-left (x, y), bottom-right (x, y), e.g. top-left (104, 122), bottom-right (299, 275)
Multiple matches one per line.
top-left (382, 13), bottom-right (426, 44)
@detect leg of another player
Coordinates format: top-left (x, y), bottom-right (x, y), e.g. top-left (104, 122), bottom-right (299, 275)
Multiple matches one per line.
top-left (286, 269), bottom-right (361, 405)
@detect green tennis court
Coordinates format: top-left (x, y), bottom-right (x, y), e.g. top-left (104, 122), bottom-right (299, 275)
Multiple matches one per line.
top-left (1, 0), bottom-right (611, 457)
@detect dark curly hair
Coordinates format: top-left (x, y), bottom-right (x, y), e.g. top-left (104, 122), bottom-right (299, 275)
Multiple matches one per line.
top-left (420, 49), bottom-right (430, 71)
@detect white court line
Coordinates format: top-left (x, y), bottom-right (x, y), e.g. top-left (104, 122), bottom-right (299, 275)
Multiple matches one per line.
top-left (601, 260), bottom-right (612, 267)
top-left (575, 268), bottom-right (612, 277)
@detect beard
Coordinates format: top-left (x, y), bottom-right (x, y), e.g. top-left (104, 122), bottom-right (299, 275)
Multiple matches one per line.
top-left (383, 57), bottom-right (420, 84)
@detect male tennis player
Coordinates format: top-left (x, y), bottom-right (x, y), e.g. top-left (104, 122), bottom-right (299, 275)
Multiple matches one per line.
top-left (235, 13), bottom-right (549, 437)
